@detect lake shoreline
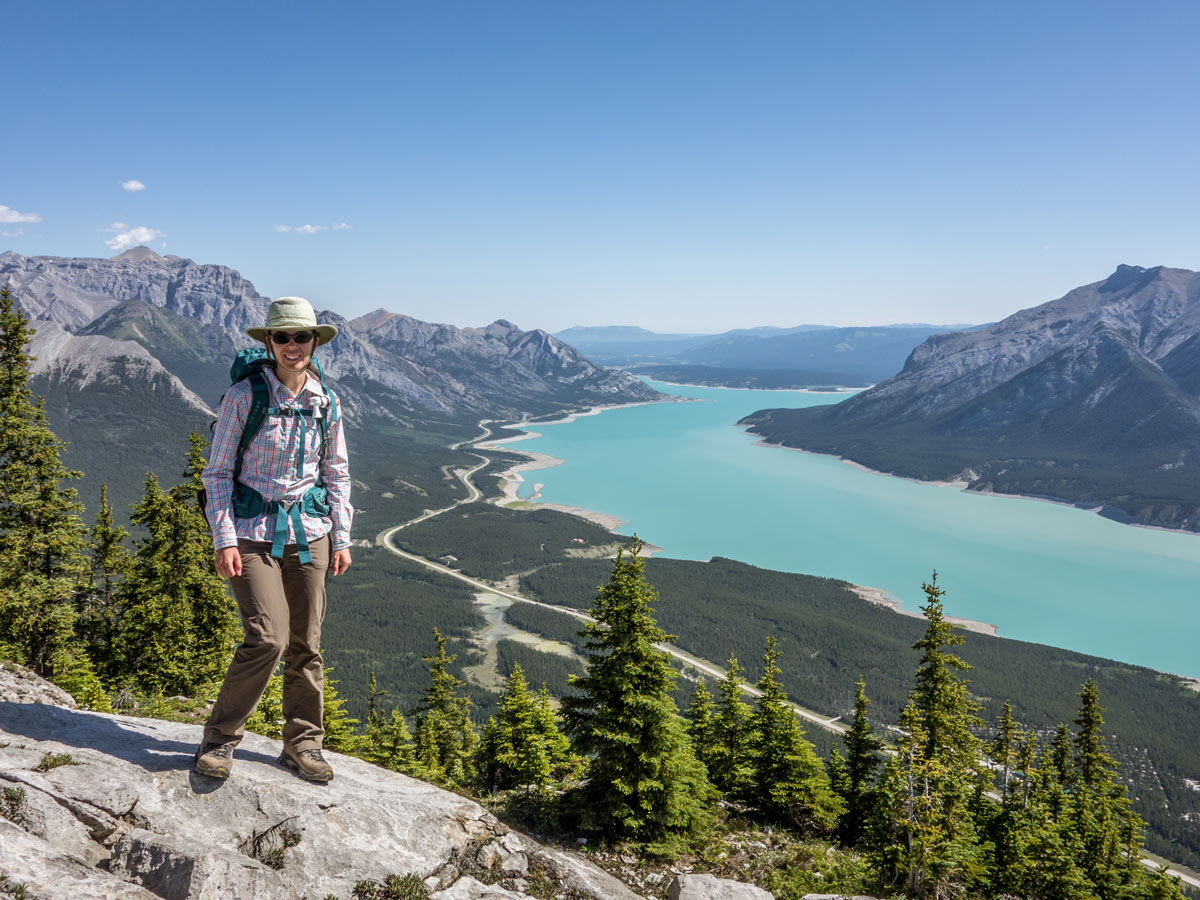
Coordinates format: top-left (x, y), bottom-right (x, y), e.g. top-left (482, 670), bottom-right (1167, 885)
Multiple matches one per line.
top-left (481, 399), bottom-right (999, 637)
top-left (849, 584), bottom-right (999, 636)
top-left (479, 403), bottom-right (665, 552)
top-left (750, 435), bottom-right (1200, 539)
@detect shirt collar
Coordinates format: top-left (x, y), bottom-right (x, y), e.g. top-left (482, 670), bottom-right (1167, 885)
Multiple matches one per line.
top-left (264, 365), bottom-right (323, 400)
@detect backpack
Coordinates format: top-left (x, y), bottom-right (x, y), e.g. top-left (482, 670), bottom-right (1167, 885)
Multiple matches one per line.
top-left (201, 347), bottom-right (341, 564)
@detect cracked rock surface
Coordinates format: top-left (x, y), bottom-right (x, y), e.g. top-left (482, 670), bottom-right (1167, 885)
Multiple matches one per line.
top-left (0, 678), bottom-right (641, 900)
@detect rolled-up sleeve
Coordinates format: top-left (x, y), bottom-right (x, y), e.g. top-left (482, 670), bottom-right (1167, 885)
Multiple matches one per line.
top-left (322, 410), bottom-right (353, 551)
top-left (202, 386), bottom-right (248, 551)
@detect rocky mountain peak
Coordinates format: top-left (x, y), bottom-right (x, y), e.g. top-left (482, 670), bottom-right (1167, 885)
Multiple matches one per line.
top-left (740, 264), bottom-right (1200, 530)
top-left (111, 246), bottom-right (166, 264)
top-left (349, 308), bottom-right (400, 331)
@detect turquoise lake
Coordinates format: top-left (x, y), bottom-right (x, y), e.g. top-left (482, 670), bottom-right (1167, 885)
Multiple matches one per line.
top-left (507, 381), bottom-right (1200, 678)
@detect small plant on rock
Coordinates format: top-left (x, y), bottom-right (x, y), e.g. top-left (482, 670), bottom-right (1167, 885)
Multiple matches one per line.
top-left (0, 788), bottom-right (28, 827)
top-left (33, 752), bottom-right (78, 772)
top-left (239, 816), bottom-right (302, 870)
top-left (351, 873), bottom-right (430, 899)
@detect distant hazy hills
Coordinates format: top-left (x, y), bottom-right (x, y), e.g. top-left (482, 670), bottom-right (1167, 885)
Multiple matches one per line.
top-left (743, 264), bottom-right (1200, 531)
top-left (1, 248), bottom-right (660, 512)
top-left (556, 322), bottom-right (975, 387)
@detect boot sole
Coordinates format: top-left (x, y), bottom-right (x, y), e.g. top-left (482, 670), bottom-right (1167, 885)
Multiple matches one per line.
top-left (193, 759), bottom-right (231, 779)
top-left (277, 751), bottom-right (333, 783)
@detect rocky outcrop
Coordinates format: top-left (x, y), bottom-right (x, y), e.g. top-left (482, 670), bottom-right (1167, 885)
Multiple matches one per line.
top-left (0, 249), bottom-right (270, 332)
top-left (0, 686), bottom-right (641, 900)
top-left (28, 319), bottom-right (214, 415)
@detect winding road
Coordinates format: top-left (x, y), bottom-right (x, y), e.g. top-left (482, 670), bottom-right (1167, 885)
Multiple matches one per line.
top-left (375, 422), bottom-right (846, 736)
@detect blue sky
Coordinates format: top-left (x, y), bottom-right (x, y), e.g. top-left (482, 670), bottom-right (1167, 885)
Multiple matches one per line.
top-left (4, 1), bottom-right (1200, 332)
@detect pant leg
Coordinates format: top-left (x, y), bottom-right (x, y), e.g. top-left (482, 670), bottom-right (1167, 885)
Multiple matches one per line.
top-left (202, 540), bottom-right (289, 746)
top-left (279, 534), bottom-right (330, 752)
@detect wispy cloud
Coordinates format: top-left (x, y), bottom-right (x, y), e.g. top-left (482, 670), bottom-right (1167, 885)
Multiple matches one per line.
top-left (274, 221), bottom-right (352, 233)
top-left (122, 179), bottom-right (147, 192)
top-left (1, 228), bottom-right (25, 238)
top-left (0, 205), bottom-right (43, 224)
top-left (105, 222), bottom-right (166, 251)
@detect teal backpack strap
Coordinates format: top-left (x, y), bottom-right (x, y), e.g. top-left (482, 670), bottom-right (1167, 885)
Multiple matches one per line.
top-left (233, 371), bottom-right (271, 484)
top-left (317, 385), bottom-right (338, 468)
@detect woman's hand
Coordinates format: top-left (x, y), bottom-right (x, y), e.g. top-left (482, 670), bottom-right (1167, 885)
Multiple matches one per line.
top-left (215, 547), bottom-right (243, 579)
top-left (331, 549), bottom-right (352, 576)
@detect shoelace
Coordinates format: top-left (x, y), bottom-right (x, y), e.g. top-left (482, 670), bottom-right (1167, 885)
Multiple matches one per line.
top-left (299, 749), bottom-right (326, 763)
top-left (204, 742), bottom-right (233, 759)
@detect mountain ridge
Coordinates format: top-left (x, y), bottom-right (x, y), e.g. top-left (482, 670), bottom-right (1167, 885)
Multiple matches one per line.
top-left (741, 264), bottom-right (1200, 530)
top-left (1, 248), bottom-right (662, 516)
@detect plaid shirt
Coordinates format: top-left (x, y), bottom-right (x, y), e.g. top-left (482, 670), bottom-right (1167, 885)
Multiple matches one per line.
top-left (202, 366), bottom-right (352, 553)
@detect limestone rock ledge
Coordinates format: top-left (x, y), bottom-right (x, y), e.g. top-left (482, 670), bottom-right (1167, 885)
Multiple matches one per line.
top-left (0, 693), bottom-right (642, 900)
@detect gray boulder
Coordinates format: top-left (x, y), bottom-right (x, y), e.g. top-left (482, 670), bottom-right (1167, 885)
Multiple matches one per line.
top-left (0, 694), bottom-right (641, 900)
top-left (668, 873), bottom-right (776, 899)
top-left (0, 660), bottom-right (77, 707)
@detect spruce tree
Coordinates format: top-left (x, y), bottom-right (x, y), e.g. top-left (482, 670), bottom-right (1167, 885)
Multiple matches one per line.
top-left (684, 680), bottom-right (719, 780)
top-left (559, 539), bottom-right (712, 844)
top-left (534, 685), bottom-right (573, 776)
top-left (708, 655), bottom-right (754, 796)
top-left (78, 483), bottom-right (130, 672)
top-left (1071, 679), bottom-right (1147, 900)
top-left (477, 717), bottom-right (504, 788)
top-left (747, 635), bottom-right (843, 832)
top-left (0, 283), bottom-right (88, 675)
top-left (322, 663), bottom-right (360, 752)
top-left (985, 701), bottom-right (1033, 896)
top-left (413, 628), bottom-right (476, 786)
top-left (868, 574), bottom-right (987, 900)
top-left (489, 663), bottom-right (554, 789)
top-left (113, 435), bottom-right (239, 695)
top-left (374, 709), bottom-right (417, 773)
top-left (366, 671), bottom-right (387, 735)
top-left (839, 675), bottom-right (883, 846)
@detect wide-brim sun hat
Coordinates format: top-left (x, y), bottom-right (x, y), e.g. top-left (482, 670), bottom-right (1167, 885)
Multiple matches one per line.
top-left (246, 296), bottom-right (338, 344)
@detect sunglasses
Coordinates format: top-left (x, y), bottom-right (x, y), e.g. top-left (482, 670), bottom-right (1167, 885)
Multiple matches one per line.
top-left (270, 331), bottom-right (315, 345)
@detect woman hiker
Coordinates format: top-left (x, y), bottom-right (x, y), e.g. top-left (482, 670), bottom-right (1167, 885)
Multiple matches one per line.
top-left (195, 296), bottom-right (352, 782)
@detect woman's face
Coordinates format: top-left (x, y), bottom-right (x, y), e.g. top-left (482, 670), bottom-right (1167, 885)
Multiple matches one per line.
top-left (268, 330), bottom-right (318, 377)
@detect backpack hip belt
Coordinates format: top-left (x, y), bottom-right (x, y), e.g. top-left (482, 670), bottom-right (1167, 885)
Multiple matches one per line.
top-left (233, 483), bottom-right (331, 564)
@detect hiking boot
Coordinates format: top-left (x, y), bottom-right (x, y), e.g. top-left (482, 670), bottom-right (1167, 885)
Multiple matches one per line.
top-left (278, 747), bottom-right (333, 783)
top-left (194, 740), bottom-right (235, 779)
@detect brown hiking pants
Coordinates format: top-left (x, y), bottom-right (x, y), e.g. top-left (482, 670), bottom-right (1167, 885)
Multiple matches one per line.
top-left (202, 536), bottom-right (329, 752)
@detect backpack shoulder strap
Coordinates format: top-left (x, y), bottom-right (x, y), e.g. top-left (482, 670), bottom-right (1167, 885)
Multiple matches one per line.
top-left (233, 371), bottom-right (272, 482)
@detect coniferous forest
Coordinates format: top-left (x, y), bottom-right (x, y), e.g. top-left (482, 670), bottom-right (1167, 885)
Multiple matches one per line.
top-left (2, 282), bottom-right (1198, 898)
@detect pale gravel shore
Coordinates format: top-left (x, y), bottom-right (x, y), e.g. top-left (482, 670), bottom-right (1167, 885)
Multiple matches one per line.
top-left (479, 403), bottom-right (669, 555)
top-left (850, 584), bottom-right (999, 636)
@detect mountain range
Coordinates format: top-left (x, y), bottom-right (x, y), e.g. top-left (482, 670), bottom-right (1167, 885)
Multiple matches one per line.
top-left (556, 322), bottom-right (977, 387)
top-left (742, 264), bottom-right (1200, 531)
top-left (1, 248), bottom-right (660, 513)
